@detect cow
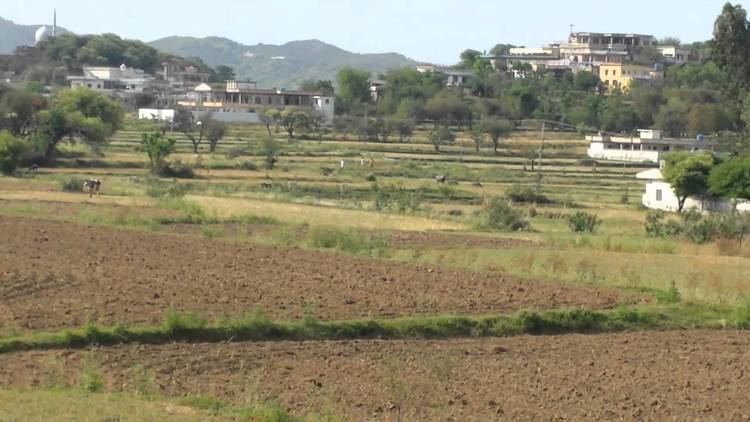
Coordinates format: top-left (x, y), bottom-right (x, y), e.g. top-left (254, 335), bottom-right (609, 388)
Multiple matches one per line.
top-left (435, 175), bottom-right (447, 184)
top-left (83, 179), bottom-right (102, 198)
top-left (28, 164), bottom-right (39, 173)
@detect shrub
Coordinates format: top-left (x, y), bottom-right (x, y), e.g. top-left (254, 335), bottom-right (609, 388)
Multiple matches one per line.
top-left (365, 173), bottom-right (377, 182)
top-left (236, 160), bottom-right (258, 171)
top-left (60, 176), bottom-right (85, 192)
top-left (505, 184), bottom-right (551, 204)
top-left (159, 162), bottom-right (196, 179)
top-left (477, 198), bottom-right (530, 232)
top-left (78, 355), bottom-right (104, 393)
top-left (162, 310), bottom-right (208, 335)
top-left (0, 131), bottom-right (29, 175)
top-left (306, 226), bottom-right (389, 256)
top-left (645, 211), bottom-right (683, 237)
top-left (567, 211), bottom-right (601, 234)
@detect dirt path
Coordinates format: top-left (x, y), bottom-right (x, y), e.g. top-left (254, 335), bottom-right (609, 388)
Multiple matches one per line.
top-left (0, 330), bottom-right (746, 420)
top-left (0, 216), bottom-right (642, 330)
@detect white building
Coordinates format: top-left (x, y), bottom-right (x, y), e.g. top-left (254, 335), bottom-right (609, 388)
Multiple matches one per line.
top-left (637, 167), bottom-right (746, 213)
top-left (657, 46), bottom-right (694, 65)
top-left (587, 130), bottom-right (715, 164)
top-left (138, 108), bottom-right (175, 122)
top-left (68, 64), bottom-right (160, 93)
top-left (416, 64), bottom-right (473, 87)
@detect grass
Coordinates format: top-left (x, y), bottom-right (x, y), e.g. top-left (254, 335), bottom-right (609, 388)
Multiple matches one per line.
top-left (0, 389), bottom-right (325, 421)
top-left (0, 303), bottom-right (748, 355)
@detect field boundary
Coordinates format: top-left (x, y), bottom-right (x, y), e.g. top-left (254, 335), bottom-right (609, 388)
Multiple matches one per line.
top-left (1, 304), bottom-right (746, 355)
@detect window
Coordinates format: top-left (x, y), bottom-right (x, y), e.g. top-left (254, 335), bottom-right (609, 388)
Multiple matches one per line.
top-left (97, 84), bottom-right (101, 89)
top-left (87, 84), bottom-right (91, 88)
top-left (605, 70), bottom-right (609, 76)
top-left (254, 96), bottom-right (261, 105)
top-left (325, 99), bottom-right (330, 105)
top-left (613, 70), bottom-right (617, 76)
top-left (656, 189), bottom-right (663, 202)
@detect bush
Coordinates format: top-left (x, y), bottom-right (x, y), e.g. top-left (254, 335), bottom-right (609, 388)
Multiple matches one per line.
top-left (0, 131), bottom-right (29, 175)
top-left (306, 226), bottom-right (389, 255)
top-left (145, 181), bottom-right (191, 199)
top-left (505, 184), bottom-right (551, 204)
top-left (567, 211), bottom-right (601, 234)
top-left (60, 176), bottom-right (85, 192)
top-left (159, 162), bottom-right (196, 179)
top-left (236, 160), bottom-right (258, 171)
top-left (365, 173), bottom-right (377, 182)
top-left (645, 211), bottom-right (683, 237)
top-left (477, 198), bottom-right (530, 232)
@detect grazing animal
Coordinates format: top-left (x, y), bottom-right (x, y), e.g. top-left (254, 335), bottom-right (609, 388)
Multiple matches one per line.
top-left (435, 175), bottom-right (447, 184)
top-left (28, 164), bottom-right (39, 172)
top-left (128, 176), bottom-right (140, 183)
top-left (472, 182), bottom-right (483, 188)
top-left (260, 182), bottom-right (273, 189)
top-left (83, 179), bottom-right (102, 198)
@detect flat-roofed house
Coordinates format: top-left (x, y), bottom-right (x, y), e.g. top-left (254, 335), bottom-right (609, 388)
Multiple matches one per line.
top-left (587, 129), bottom-right (715, 163)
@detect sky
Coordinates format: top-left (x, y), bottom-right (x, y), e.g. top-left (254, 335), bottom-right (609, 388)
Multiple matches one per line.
top-left (4, 0), bottom-right (749, 64)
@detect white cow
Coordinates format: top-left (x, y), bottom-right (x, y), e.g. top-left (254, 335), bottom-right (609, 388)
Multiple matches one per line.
top-left (83, 179), bottom-right (102, 198)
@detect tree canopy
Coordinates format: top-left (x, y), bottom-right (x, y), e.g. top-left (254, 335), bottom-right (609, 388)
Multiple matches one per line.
top-left (663, 152), bottom-right (719, 212)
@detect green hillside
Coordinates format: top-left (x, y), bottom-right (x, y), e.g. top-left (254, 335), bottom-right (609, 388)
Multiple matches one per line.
top-left (149, 36), bottom-right (416, 89)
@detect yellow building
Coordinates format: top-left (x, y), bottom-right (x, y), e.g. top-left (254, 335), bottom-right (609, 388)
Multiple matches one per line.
top-left (598, 63), bottom-right (663, 92)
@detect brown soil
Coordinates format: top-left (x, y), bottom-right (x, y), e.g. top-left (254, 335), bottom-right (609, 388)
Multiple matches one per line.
top-left (0, 330), bottom-right (747, 420)
top-left (0, 216), bottom-right (643, 330)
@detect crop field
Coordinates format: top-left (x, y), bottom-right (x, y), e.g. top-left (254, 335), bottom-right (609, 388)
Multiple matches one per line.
top-left (2, 120), bottom-right (750, 420)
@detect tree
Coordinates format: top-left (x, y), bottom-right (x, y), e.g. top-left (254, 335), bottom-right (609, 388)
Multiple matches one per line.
top-left (257, 109), bottom-right (274, 137)
top-left (173, 109), bottom-right (204, 153)
top-left (389, 118), bottom-right (415, 142)
top-left (307, 111), bottom-right (327, 140)
top-left (336, 67), bottom-right (371, 109)
top-left (0, 130), bottom-right (29, 175)
top-left (210, 65), bottom-right (235, 83)
top-left (470, 126), bottom-right (486, 153)
top-left (139, 131), bottom-right (175, 174)
top-left (687, 103), bottom-right (730, 137)
top-left (258, 136), bottom-right (280, 170)
top-left (429, 126), bottom-right (455, 152)
top-left (490, 44), bottom-right (516, 57)
top-left (268, 109), bottom-right (310, 139)
top-left (656, 100), bottom-right (689, 138)
top-left (204, 117), bottom-right (228, 153)
top-left (460, 49), bottom-right (482, 68)
top-left (659, 36), bottom-right (682, 46)
top-left (709, 155), bottom-right (750, 199)
top-left (425, 91), bottom-right (472, 126)
top-left (574, 71), bottom-right (600, 92)
top-left (663, 152), bottom-right (718, 212)
top-left (299, 79), bottom-right (335, 96)
top-left (481, 117), bottom-right (513, 155)
top-left (34, 88), bottom-right (123, 162)
top-left (713, 3), bottom-right (750, 91)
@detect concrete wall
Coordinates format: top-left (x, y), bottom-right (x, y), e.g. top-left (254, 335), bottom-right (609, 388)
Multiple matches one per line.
top-left (642, 180), bottom-right (737, 213)
top-left (138, 109), bottom-right (175, 122)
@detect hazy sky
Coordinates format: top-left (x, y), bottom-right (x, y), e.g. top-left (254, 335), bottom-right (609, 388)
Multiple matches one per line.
top-left (4, 0), bottom-right (748, 64)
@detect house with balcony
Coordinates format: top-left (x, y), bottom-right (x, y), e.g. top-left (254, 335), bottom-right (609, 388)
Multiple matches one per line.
top-left (587, 129), bottom-right (715, 164)
top-left (174, 80), bottom-right (335, 123)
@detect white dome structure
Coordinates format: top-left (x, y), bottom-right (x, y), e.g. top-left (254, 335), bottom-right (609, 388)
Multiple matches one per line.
top-left (35, 25), bottom-right (52, 45)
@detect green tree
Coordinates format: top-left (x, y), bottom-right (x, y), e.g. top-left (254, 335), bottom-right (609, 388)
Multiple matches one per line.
top-left (258, 136), bottom-right (280, 169)
top-left (687, 103), bottom-right (730, 136)
top-left (656, 100), bottom-right (689, 138)
top-left (139, 131), bottom-right (175, 174)
top-left (712, 3), bottom-right (750, 91)
top-left (490, 44), bottom-right (515, 57)
top-left (470, 126), bottom-right (485, 153)
top-left (663, 152), bottom-right (718, 212)
top-left (268, 109), bottom-right (310, 139)
top-left (34, 88), bottom-right (123, 162)
top-left (299, 79), bottom-right (335, 96)
top-left (210, 65), bottom-right (235, 83)
top-left (0, 130), bottom-right (29, 175)
top-left (709, 155), bottom-right (750, 199)
top-left (336, 67), bottom-right (371, 109)
top-left (173, 109), bottom-right (204, 153)
top-left (481, 117), bottom-right (513, 155)
top-left (459, 49), bottom-right (482, 68)
top-left (574, 71), bottom-right (600, 92)
top-left (429, 126), bottom-right (455, 152)
top-left (204, 116), bottom-right (228, 153)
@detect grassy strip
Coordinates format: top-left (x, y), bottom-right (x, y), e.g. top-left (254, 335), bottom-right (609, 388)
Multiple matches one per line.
top-left (1, 304), bottom-right (748, 355)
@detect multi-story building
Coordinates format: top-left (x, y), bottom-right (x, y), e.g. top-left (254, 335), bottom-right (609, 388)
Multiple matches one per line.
top-left (587, 129), bottom-right (713, 163)
top-left (559, 32), bottom-right (656, 66)
top-left (657, 45), bottom-right (695, 65)
top-left (415, 64), bottom-right (473, 87)
top-left (68, 64), bottom-right (164, 93)
top-left (175, 80), bottom-right (335, 123)
top-left (598, 63), bottom-right (664, 92)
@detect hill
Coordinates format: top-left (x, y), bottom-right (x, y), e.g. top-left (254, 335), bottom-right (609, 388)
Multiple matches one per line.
top-left (148, 36), bottom-right (416, 89)
top-left (0, 16), bottom-right (68, 54)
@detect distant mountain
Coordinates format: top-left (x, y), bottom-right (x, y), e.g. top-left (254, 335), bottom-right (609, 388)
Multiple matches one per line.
top-left (149, 36), bottom-right (416, 89)
top-left (0, 16), bottom-right (68, 54)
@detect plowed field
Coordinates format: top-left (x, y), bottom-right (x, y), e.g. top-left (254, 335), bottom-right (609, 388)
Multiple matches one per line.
top-left (0, 330), bottom-right (746, 420)
top-left (0, 216), bottom-right (643, 330)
